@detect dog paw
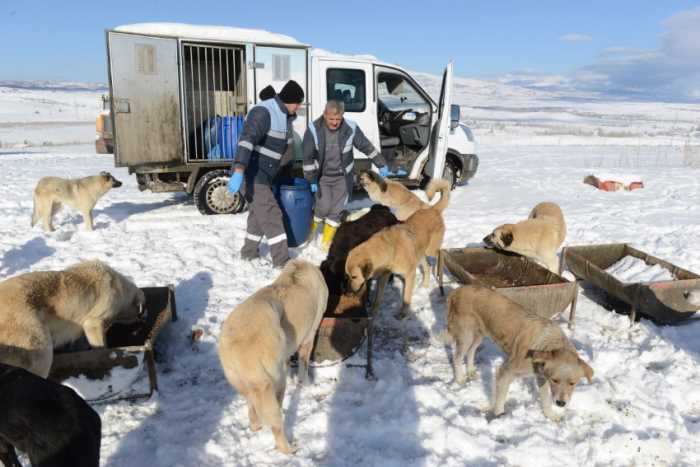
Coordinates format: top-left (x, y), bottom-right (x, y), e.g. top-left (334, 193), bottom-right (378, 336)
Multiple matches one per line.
top-left (276, 441), bottom-right (298, 455)
top-left (544, 412), bottom-right (563, 423)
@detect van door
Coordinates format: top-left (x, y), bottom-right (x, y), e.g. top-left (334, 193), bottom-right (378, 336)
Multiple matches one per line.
top-left (424, 61), bottom-right (454, 180)
top-left (108, 32), bottom-right (184, 167)
top-left (253, 46), bottom-right (309, 137)
top-left (314, 59), bottom-right (378, 161)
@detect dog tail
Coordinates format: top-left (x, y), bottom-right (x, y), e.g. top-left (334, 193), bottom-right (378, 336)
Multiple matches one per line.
top-left (425, 179), bottom-right (451, 213)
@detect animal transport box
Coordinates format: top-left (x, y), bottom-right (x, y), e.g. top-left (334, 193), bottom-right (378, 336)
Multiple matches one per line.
top-left (49, 286), bottom-right (176, 400)
top-left (439, 247), bottom-right (578, 326)
top-left (562, 243), bottom-right (700, 324)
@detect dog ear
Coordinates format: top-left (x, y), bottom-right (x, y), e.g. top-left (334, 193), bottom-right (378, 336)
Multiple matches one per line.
top-left (501, 231), bottom-right (514, 247)
top-left (361, 260), bottom-right (373, 280)
top-left (579, 358), bottom-right (594, 383)
top-left (527, 350), bottom-right (555, 363)
top-left (100, 171), bottom-right (109, 177)
top-left (377, 175), bottom-right (388, 193)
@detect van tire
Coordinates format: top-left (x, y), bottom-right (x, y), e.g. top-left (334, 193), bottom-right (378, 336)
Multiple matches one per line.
top-left (193, 169), bottom-right (246, 215)
top-left (442, 159), bottom-right (458, 190)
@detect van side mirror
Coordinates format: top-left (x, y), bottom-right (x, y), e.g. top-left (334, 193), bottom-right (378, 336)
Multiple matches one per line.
top-left (450, 104), bottom-right (460, 130)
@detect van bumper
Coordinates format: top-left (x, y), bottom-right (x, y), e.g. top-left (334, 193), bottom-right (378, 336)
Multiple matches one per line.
top-left (456, 152), bottom-right (479, 183)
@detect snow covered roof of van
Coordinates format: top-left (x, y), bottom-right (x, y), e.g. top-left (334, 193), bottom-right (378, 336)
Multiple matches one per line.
top-left (311, 48), bottom-right (379, 62)
top-left (114, 23), bottom-right (307, 47)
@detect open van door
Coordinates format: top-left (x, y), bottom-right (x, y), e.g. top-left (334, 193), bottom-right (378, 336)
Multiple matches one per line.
top-left (107, 32), bottom-right (184, 167)
top-left (424, 61), bottom-right (453, 180)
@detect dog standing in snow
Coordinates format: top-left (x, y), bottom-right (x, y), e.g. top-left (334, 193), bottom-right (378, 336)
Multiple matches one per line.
top-left (31, 171), bottom-right (122, 232)
top-left (218, 260), bottom-right (328, 454)
top-left (444, 284), bottom-right (593, 421)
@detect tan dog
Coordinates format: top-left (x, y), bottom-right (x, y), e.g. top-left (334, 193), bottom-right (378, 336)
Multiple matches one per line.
top-left (0, 260), bottom-right (146, 378)
top-left (346, 181), bottom-right (450, 316)
top-left (444, 284), bottom-right (593, 421)
top-left (359, 171), bottom-right (450, 221)
top-left (218, 260), bottom-right (328, 454)
top-left (483, 201), bottom-right (566, 272)
top-left (31, 171), bottom-right (122, 232)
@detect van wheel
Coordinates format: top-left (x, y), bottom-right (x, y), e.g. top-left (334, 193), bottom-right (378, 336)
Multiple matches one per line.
top-left (193, 169), bottom-right (246, 215)
top-left (442, 159), bottom-right (458, 190)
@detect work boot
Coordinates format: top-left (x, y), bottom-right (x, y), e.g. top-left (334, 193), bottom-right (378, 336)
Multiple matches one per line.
top-left (320, 223), bottom-right (338, 252)
top-left (308, 218), bottom-right (322, 243)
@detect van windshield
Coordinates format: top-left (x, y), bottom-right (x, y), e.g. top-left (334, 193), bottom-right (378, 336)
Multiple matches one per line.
top-left (377, 73), bottom-right (430, 114)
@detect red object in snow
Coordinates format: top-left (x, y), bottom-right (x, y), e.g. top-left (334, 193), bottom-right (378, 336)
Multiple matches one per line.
top-left (583, 175), bottom-right (644, 192)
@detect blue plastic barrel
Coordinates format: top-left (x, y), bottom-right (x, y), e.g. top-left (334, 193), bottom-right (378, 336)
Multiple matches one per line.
top-left (277, 178), bottom-right (314, 247)
top-left (206, 115), bottom-right (245, 159)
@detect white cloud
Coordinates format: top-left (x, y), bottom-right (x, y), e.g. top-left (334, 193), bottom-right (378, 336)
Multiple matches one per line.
top-left (560, 33), bottom-right (593, 43)
top-left (572, 7), bottom-right (700, 100)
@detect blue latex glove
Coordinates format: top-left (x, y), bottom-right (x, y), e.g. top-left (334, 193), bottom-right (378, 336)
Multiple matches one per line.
top-left (310, 183), bottom-right (318, 193)
top-left (379, 166), bottom-right (391, 177)
top-left (227, 171), bottom-right (244, 194)
top-left (395, 168), bottom-right (408, 177)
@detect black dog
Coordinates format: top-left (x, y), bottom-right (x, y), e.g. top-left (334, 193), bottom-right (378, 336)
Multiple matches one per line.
top-left (0, 363), bottom-right (101, 467)
top-left (320, 204), bottom-right (399, 296)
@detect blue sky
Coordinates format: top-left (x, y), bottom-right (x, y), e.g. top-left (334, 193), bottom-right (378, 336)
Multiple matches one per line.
top-left (2, 0), bottom-right (700, 99)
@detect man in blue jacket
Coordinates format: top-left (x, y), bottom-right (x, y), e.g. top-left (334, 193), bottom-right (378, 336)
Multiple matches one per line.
top-left (303, 100), bottom-right (390, 250)
top-left (227, 80), bottom-right (304, 268)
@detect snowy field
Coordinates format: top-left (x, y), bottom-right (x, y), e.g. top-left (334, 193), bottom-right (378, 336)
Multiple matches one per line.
top-left (2, 79), bottom-right (700, 466)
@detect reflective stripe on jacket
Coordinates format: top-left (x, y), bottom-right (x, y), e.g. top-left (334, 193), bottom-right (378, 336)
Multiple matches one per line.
top-left (233, 96), bottom-right (295, 186)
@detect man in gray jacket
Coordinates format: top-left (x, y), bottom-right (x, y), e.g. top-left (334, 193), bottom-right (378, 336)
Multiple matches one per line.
top-left (227, 80), bottom-right (304, 267)
top-left (303, 100), bottom-right (390, 250)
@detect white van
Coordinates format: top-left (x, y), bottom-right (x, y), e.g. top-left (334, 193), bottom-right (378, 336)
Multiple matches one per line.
top-left (105, 23), bottom-right (478, 215)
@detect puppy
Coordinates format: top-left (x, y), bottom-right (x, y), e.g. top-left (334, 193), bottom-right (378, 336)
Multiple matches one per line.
top-left (483, 201), bottom-right (566, 272)
top-left (444, 284), bottom-right (593, 421)
top-left (218, 260), bottom-right (328, 454)
top-left (321, 204), bottom-right (399, 298)
top-left (345, 180), bottom-right (450, 316)
top-left (0, 260), bottom-right (146, 378)
top-left (0, 363), bottom-right (101, 467)
top-left (358, 171), bottom-right (449, 221)
top-left (31, 171), bottom-right (122, 232)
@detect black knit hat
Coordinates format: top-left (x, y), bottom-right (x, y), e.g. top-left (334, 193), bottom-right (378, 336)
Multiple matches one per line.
top-left (278, 80), bottom-right (304, 104)
top-left (258, 85), bottom-right (276, 101)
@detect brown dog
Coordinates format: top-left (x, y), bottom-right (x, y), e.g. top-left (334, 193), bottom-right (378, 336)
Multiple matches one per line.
top-left (0, 260), bottom-right (145, 378)
top-left (444, 284), bottom-right (593, 421)
top-left (31, 171), bottom-right (122, 232)
top-left (218, 260), bottom-right (328, 454)
top-left (345, 180), bottom-right (450, 316)
top-left (358, 171), bottom-right (450, 221)
top-left (483, 201), bottom-right (566, 272)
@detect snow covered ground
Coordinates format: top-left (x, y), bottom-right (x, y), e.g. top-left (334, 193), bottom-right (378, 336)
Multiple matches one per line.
top-left (2, 77), bottom-right (700, 466)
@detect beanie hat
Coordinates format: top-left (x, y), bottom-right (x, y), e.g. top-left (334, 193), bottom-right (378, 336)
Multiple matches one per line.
top-left (258, 85), bottom-right (276, 101)
top-left (278, 80), bottom-right (304, 104)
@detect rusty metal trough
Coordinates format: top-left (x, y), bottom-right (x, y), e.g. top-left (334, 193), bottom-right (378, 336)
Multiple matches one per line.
top-left (49, 286), bottom-right (176, 400)
top-left (438, 247), bottom-right (578, 326)
top-left (312, 267), bottom-right (387, 379)
top-left (562, 243), bottom-right (700, 324)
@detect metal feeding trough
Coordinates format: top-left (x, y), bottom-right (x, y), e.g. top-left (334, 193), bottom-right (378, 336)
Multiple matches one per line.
top-left (438, 247), bottom-right (578, 326)
top-left (49, 286), bottom-right (176, 400)
top-left (562, 244), bottom-right (700, 324)
top-left (312, 267), bottom-right (387, 379)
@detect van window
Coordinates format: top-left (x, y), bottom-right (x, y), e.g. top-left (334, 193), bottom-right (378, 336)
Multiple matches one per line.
top-left (326, 68), bottom-right (366, 112)
top-left (377, 72), bottom-right (430, 114)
